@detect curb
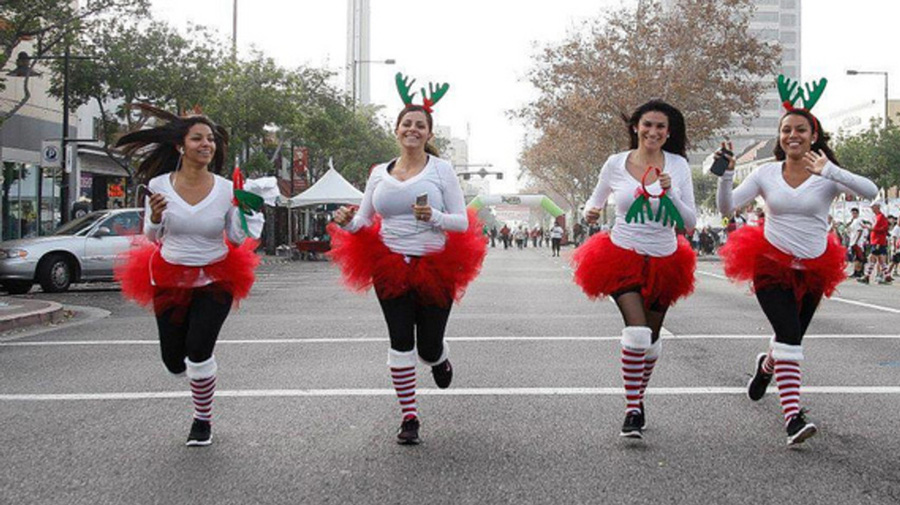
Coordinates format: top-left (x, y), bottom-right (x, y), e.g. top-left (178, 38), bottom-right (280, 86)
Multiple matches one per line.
top-left (0, 301), bottom-right (66, 333)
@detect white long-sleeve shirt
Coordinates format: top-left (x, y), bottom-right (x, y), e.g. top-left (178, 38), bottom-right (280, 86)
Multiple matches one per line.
top-left (143, 173), bottom-right (264, 267)
top-left (583, 150), bottom-right (697, 257)
top-left (717, 161), bottom-right (878, 258)
top-left (344, 156), bottom-right (468, 256)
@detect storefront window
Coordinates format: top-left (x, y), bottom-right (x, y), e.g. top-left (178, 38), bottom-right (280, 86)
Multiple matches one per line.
top-left (2, 162), bottom-right (61, 240)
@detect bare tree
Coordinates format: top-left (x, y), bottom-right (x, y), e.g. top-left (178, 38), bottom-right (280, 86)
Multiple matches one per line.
top-left (516, 0), bottom-right (779, 211)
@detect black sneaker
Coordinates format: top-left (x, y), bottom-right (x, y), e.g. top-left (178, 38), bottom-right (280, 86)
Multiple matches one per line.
top-left (397, 416), bottom-right (420, 445)
top-left (186, 419), bottom-right (212, 447)
top-left (620, 411), bottom-right (643, 439)
top-left (431, 359), bottom-right (453, 389)
top-left (786, 411), bottom-right (817, 446)
top-left (747, 353), bottom-right (773, 401)
top-left (857, 277), bottom-right (870, 284)
top-left (637, 401), bottom-right (646, 429)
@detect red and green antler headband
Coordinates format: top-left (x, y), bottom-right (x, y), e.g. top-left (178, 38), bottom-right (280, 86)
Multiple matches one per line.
top-left (777, 74), bottom-right (827, 112)
top-left (395, 72), bottom-right (450, 113)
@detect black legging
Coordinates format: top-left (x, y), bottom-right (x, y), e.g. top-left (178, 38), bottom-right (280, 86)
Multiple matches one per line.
top-left (755, 287), bottom-right (821, 346)
top-left (377, 288), bottom-right (451, 363)
top-left (551, 238), bottom-right (561, 255)
top-left (154, 284), bottom-right (233, 374)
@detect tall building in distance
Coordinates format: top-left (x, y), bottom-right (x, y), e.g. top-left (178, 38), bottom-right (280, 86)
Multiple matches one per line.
top-left (660, 0), bottom-right (801, 162)
top-left (345, 0), bottom-right (371, 104)
top-left (731, 0), bottom-right (802, 155)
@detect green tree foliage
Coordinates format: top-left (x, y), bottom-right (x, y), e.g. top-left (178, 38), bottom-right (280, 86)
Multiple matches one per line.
top-left (49, 15), bottom-right (397, 190)
top-left (834, 120), bottom-right (900, 191)
top-left (0, 0), bottom-right (149, 126)
top-left (516, 0), bottom-right (779, 213)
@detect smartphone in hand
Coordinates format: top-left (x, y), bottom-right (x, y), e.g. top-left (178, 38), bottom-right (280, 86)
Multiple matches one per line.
top-left (415, 193), bottom-right (428, 206)
top-left (710, 147), bottom-right (733, 176)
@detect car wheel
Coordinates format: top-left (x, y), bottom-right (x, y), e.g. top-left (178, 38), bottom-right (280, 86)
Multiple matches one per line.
top-left (2, 280), bottom-right (33, 295)
top-left (38, 253), bottom-right (72, 293)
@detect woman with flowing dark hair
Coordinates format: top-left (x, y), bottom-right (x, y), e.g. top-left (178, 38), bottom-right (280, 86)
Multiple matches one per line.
top-left (715, 77), bottom-right (878, 445)
top-left (573, 99), bottom-right (697, 440)
top-left (328, 74), bottom-right (486, 445)
top-left (114, 105), bottom-right (264, 447)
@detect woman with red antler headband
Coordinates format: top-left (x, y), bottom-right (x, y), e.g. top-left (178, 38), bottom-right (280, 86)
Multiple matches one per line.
top-left (113, 105), bottom-right (264, 447)
top-left (715, 76), bottom-right (878, 446)
top-left (328, 73), bottom-right (486, 445)
top-left (573, 100), bottom-right (697, 440)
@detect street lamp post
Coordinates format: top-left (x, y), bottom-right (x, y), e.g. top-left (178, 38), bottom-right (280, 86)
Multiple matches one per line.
top-left (847, 69), bottom-right (890, 128)
top-left (9, 47), bottom-right (95, 227)
top-left (351, 58), bottom-right (396, 106)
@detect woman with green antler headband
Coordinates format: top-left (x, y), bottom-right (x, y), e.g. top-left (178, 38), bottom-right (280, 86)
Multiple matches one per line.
top-left (715, 76), bottom-right (878, 447)
top-left (572, 100), bottom-right (698, 441)
top-left (328, 73), bottom-right (487, 445)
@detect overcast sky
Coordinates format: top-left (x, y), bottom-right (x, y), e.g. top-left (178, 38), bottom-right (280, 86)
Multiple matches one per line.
top-left (150, 0), bottom-right (900, 193)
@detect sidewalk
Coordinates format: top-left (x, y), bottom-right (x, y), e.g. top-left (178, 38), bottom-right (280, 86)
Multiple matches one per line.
top-left (0, 298), bottom-right (65, 333)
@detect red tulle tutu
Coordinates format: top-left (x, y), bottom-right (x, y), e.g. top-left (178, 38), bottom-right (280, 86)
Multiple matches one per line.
top-left (114, 238), bottom-right (260, 314)
top-left (571, 232), bottom-right (696, 309)
top-left (719, 225), bottom-right (847, 300)
top-left (326, 209), bottom-right (487, 307)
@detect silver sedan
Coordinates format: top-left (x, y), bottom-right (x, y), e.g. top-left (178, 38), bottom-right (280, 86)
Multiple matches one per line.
top-left (0, 208), bottom-right (145, 294)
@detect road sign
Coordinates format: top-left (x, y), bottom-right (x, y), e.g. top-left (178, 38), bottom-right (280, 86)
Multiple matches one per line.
top-left (41, 141), bottom-right (61, 168)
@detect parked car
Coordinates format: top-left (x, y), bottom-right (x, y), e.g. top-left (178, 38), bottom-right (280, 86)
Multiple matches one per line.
top-left (0, 208), bottom-right (144, 294)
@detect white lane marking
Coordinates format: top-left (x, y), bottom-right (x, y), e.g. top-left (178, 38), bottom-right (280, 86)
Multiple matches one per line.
top-left (696, 270), bottom-right (728, 281)
top-left (697, 269), bottom-right (900, 315)
top-left (829, 296), bottom-right (900, 315)
top-left (3, 386), bottom-right (900, 402)
top-left (3, 334), bottom-right (898, 347)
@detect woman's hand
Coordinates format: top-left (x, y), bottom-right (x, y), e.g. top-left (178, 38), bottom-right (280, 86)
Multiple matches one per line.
top-left (148, 193), bottom-right (167, 224)
top-left (658, 172), bottom-right (672, 190)
top-left (803, 150), bottom-right (828, 175)
top-left (333, 206), bottom-right (357, 226)
top-left (584, 207), bottom-right (601, 224)
top-left (412, 204), bottom-right (432, 222)
top-left (714, 140), bottom-right (735, 172)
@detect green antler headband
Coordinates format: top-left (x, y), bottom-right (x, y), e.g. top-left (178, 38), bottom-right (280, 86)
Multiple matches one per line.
top-left (395, 72), bottom-right (449, 113)
top-left (777, 75), bottom-right (828, 112)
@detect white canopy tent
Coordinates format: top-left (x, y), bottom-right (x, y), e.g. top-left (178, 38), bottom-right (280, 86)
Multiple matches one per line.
top-left (287, 167), bottom-right (363, 208)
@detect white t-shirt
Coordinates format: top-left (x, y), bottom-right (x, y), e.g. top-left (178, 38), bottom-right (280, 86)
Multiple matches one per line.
top-left (717, 161), bottom-right (878, 258)
top-left (345, 156), bottom-right (467, 257)
top-left (583, 150), bottom-right (697, 257)
top-left (550, 226), bottom-right (563, 239)
top-left (144, 173), bottom-right (264, 268)
top-left (847, 217), bottom-right (865, 247)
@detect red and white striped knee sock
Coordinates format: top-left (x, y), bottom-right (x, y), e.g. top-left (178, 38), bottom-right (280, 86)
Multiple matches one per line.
top-left (772, 342), bottom-right (804, 425)
top-left (186, 356), bottom-right (217, 422)
top-left (191, 376), bottom-right (216, 422)
top-left (389, 349), bottom-right (418, 420)
top-left (621, 327), bottom-right (652, 414)
top-left (640, 339), bottom-right (661, 401)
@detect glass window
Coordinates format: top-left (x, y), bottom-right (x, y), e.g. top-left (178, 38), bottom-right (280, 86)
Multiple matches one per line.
top-left (781, 14), bottom-right (796, 26)
top-left (781, 31), bottom-right (797, 43)
top-left (100, 211), bottom-right (143, 236)
top-left (781, 0), bottom-right (797, 8)
top-left (53, 211), bottom-right (105, 236)
top-left (754, 12), bottom-right (780, 23)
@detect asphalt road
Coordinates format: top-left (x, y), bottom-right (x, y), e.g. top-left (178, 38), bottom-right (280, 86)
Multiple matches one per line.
top-left (2, 245), bottom-right (899, 505)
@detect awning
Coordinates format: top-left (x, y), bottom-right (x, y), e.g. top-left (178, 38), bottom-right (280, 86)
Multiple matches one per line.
top-left (77, 147), bottom-right (130, 177)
